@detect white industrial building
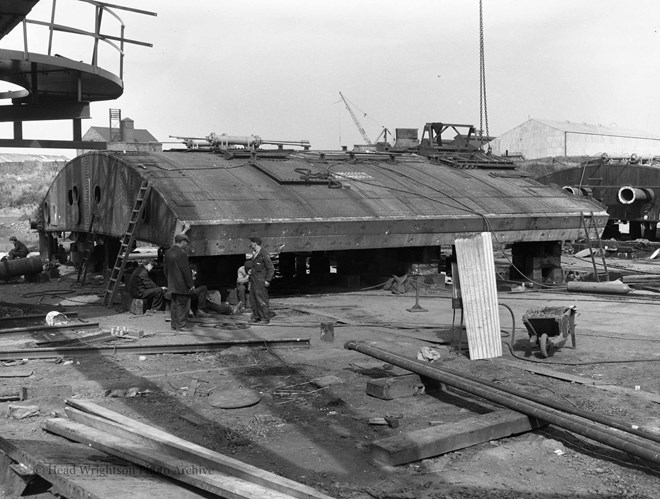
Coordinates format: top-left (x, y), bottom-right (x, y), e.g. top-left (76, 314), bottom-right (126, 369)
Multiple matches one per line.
top-left (488, 119), bottom-right (660, 160)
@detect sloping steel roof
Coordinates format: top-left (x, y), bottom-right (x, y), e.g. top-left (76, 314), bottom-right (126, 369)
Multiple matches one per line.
top-left (120, 150), bottom-right (603, 223)
top-left (532, 119), bottom-right (660, 140)
top-left (43, 149), bottom-right (610, 255)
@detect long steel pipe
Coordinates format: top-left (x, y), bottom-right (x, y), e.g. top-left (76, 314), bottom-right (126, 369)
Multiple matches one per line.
top-left (344, 341), bottom-right (660, 464)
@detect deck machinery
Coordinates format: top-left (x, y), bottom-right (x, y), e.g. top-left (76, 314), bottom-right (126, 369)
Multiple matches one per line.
top-left (37, 122), bottom-right (609, 288)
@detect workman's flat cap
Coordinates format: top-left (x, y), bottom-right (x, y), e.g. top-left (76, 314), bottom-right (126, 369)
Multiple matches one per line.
top-left (249, 237), bottom-right (262, 245)
top-left (9, 236), bottom-right (17, 241)
top-left (175, 233), bottom-right (190, 243)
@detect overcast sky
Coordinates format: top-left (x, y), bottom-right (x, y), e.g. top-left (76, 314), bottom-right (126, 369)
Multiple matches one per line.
top-left (1, 0), bottom-right (659, 157)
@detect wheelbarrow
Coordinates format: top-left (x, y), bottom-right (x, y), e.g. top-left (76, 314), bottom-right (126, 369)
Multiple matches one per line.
top-left (522, 306), bottom-right (576, 358)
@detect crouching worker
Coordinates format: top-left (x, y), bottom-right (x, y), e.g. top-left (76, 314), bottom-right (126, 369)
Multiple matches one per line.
top-left (3, 236), bottom-right (29, 261)
top-left (128, 260), bottom-right (166, 312)
top-left (206, 289), bottom-right (241, 315)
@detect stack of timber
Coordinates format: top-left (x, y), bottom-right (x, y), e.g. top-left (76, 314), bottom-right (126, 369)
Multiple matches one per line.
top-left (39, 399), bottom-right (334, 499)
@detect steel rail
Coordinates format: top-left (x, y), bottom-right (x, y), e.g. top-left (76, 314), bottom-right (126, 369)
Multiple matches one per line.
top-left (344, 341), bottom-right (660, 464)
top-left (0, 338), bottom-right (310, 361)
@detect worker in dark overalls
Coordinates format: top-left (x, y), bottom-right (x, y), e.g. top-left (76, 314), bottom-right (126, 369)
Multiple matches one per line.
top-left (4, 236), bottom-right (29, 261)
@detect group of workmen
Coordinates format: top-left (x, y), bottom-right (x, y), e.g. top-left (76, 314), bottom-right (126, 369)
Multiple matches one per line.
top-left (129, 234), bottom-right (275, 330)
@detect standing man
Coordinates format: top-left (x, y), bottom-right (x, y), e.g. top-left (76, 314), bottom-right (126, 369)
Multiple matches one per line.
top-left (236, 260), bottom-right (252, 313)
top-left (248, 237), bottom-right (274, 324)
top-left (128, 260), bottom-right (166, 312)
top-left (163, 233), bottom-right (194, 330)
top-left (6, 236), bottom-right (29, 260)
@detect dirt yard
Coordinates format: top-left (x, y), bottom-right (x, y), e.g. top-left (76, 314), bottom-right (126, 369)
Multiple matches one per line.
top-left (1, 255), bottom-right (660, 498)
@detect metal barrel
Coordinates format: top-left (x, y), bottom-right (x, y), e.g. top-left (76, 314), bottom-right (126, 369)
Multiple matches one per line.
top-left (344, 341), bottom-right (660, 464)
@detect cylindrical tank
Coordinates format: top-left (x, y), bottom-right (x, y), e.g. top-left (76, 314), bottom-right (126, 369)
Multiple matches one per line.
top-left (562, 186), bottom-right (593, 198)
top-left (618, 186), bottom-right (655, 205)
top-left (0, 256), bottom-right (43, 280)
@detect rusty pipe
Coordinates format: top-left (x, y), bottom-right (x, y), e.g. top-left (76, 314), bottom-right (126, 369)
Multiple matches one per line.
top-left (618, 186), bottom-right (654, 205)
top-left (344, 341), bottom-right (660, 464)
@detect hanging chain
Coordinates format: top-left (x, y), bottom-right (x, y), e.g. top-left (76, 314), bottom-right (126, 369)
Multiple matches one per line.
top-left (479, 0), bottom-right (489, 146)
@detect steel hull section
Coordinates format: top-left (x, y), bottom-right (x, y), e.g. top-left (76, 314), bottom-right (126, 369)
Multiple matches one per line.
top-left (537, 164), bottom-right (660, 223)
top-left (187, 213), bottom-right (608, 255)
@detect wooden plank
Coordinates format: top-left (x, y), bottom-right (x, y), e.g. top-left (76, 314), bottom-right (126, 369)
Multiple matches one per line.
top-left (0, 436), bottom-right (208, 499)
top-left (497, 359), bottom-right (603, 385)
top-left (64, 402), bottom-right (335, 499)
top-left (34, 331), bottom-right (114, 346)
top-left (0, 322), bottom-right (99, 336)
top-left (0, 312), bottom-right (78, 327)
top-left (595, 384), bottom-right (660, 404)
top-left (0, 367), bottom-right (33, 377)
top-left (499, 359), bottom-right (660, 403)
top-left (370, 409), bottom-right (546, 466)
top-left (290, 307), bottom-right (355, 325)
top-left (0, 337), bottom-right (311, 361)
top-left (43, 418), bottom-right (298, 499)
top-left (20, 384), bottom-right (73, 401)
top-left (455, 233), bottom-right (502, 359)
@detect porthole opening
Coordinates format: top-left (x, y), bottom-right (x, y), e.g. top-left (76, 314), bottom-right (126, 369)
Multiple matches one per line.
top-left (94, 185), bottom-right (101, 204)
top-left (67, 189), bottom-right (73, 205)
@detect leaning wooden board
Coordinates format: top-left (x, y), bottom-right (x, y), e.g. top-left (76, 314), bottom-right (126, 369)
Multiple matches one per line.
top-left (0, 436), bottom-right (209, 499)
top-left (44, 418), bottom-right (297, 499)
top-left (64, 399), bottom-right (335, 499)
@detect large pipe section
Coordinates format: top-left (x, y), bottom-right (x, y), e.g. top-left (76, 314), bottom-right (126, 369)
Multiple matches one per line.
top-left (618, 185), bottom-right (655, 205)
top-left (562, 186), bottom-right (593, 198)
top-left (207, 133), bottom-right (310, 150)
top-left (344, 341), bottom-right (660, 464)
top-left (0, 256), bottom-right (42, 281)
top-left (171, 134), bottom-right (311, 150)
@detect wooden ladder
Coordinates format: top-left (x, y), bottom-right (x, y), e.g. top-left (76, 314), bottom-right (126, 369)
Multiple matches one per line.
top-left (101, 180), bottom-right (152, 307)
top-left (579, 211), bottom-right (609, 282)
top-left (76, 203), bottom-right (98, 286)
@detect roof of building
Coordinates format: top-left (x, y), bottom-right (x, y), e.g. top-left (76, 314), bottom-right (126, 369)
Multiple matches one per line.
top-left (85, 126), bottom-right (159, 144)
top-left (529, 119), bottom-right (660, 140)
top-left (0, 153), bottom-right (69, 163)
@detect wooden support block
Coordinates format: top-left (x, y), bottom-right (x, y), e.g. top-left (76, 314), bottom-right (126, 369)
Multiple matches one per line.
top-left (0, 367), bottom-right (33, 378)
top-left (366, 374), bottom-right (425, 400)
top-left (19, 384), bottom-right (73, 401)
top-left (0, 452), bottom-right (33, 498)
top-left (129, 298), bottom-right (145, 315)
top-left (370, 409), bottom-right (546, 466)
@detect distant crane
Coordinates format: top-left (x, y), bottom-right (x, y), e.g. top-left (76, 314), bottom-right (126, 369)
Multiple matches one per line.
top-left (339, 92), bottom-right (373, 146)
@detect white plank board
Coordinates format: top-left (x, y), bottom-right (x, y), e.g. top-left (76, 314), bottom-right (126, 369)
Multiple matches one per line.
top-left (455, 232), bottom-right (502, 360)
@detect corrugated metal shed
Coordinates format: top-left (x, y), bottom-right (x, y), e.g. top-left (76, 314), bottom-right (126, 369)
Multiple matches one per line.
top-left (534, 119), bottom-right (660, 140)
top-left (41, 149), bottom-right (609, 257)
top-left (489, 119), bottom-right (660, 160)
